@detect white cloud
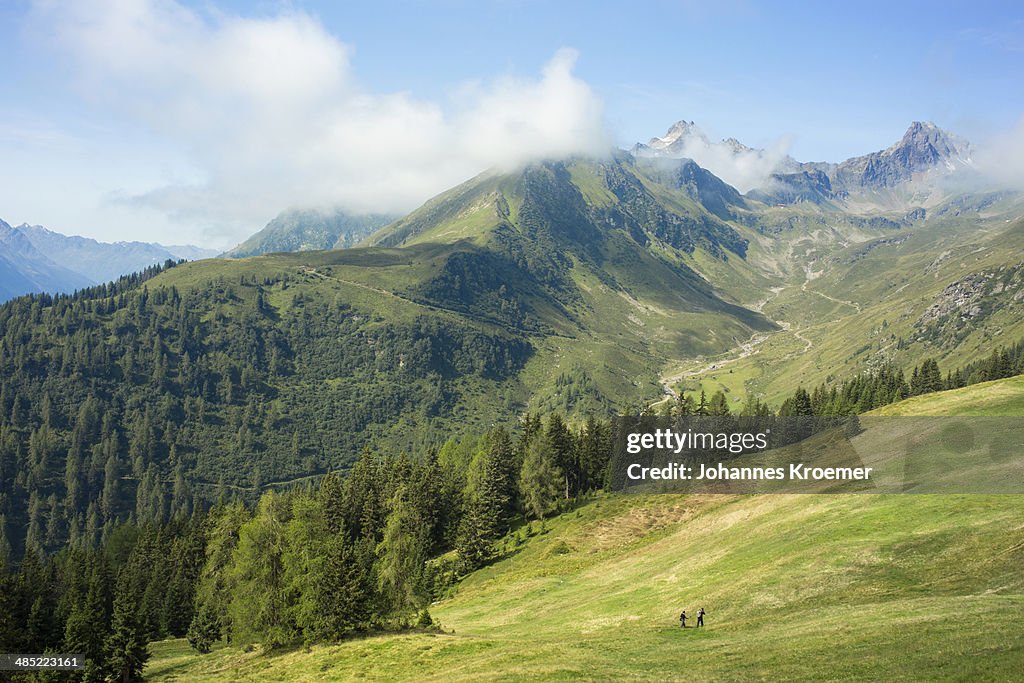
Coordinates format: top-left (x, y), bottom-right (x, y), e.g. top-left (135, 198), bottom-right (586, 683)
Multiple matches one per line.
top-left (31, 1), bottom-right (609, 242)
top-left (677, 136), bottom-right (792, 194)
top-left (636, 121), bottom-right (792, 193)
top-left (973, 115), bottom-right (1024, 191)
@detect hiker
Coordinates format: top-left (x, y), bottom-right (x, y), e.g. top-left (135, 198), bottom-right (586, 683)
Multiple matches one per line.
top-left (697, 607), bottom-right (705, 627)
top-left (679, 610), bottom-right (687, 628)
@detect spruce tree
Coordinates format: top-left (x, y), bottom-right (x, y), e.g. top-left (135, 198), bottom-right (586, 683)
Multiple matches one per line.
top-left (544, 415), bottom-right (576, 499)
top-left (455, 498), bottom-right (497, 571)
top-left (186, 607), bottom-right (220, 654)
top-left (695, 390), bottom-right (710, 416)
top-left (708, 391), bottom-right (731, 416)
top-left (226, 492), bottom-right (292, 647)
top-left (376, 485), bottom-right (429, 618)
top-left (519, 433), bottom-right (562, 520)
top-left (301, 534), bottom-right (372, 642)
top-left (104, 586), bottom-right (149, 683)
top-left (63, 559), bottom-right (110, 683)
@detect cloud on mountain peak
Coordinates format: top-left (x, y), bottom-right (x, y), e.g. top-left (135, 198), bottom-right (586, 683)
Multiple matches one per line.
top-left (636, 121), bottom-right (793, 193)
top-left (32, 1), bottom-right (609, 237)
top-left (972, 115), bottom-right (1024, 192)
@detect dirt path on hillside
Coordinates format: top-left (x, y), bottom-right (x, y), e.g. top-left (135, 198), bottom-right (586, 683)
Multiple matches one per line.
top-left (654, 253), bottom-right (869, 404)
top-left (658, 331), bottom-right (772, 396)
top-left (790, 327), bottom-right (814, 353)
top-left (801, 264), bottom-right (862, 312)
top-left (302, 266), bottom-right (406, 300)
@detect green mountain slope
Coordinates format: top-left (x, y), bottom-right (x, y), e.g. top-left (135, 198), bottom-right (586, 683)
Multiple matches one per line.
top-left (869, 374), bottom-right (1024, 416)
top-left (147, 498), bottom-right (1024, 680)
top-left (0, 156), bottom-right (784, 554)
top-left (3, 143), bottom-right (1023, 557)
top-left (663, 199), bottom-right (1024, 407)
top-left (146, 377), bottom-right (1024, 681)
top-left (165, 156), bottom-right (779, 426)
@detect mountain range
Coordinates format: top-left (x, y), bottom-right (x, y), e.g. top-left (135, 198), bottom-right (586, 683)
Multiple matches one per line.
top-left (0, 220), bottom-right (218, 301)
top-left (0, 219), bottom-right (94, 300)
top-left (229, 119), bottom-right (981, 263)
top-left (634, 119), bottom-right (975, 207)
top-left (3, 119), bottom-right (981, 305)
top-left (113, 121), bottom-right (1024, 437)
top-left (0, 111), bottom-right (1021, 682)
top-left (0, 116), bottom-right (1021, 555)
top-left (2, 118), bottom-right (1017, 424)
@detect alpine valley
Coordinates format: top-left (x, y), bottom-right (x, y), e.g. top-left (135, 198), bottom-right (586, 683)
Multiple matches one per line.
top-left (3, 116), bottom-right (1024, 681)
top-left (1, 120), bottom-right (1021, 502)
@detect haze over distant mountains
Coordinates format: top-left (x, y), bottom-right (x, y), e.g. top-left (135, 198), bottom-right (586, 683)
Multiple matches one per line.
top-left (223, 208), bottom-right (395, 258)
top-left (0, 219), bottom-right (217, 301)
top-left (633, 119), bottom-right (975, 206)
top-left (222, 119), bottom-right (981, 261)
top-left (0, 220), bottom-right (94, 301)
top-left (1, 118), bottom-right (991, 303)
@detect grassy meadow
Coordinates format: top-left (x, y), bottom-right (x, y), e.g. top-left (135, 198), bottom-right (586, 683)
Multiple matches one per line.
top-left (146, 379), bottom-right (1024, 681)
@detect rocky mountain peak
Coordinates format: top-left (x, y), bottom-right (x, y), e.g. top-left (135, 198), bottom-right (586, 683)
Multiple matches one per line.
top-left (658, 120), bottom-right (699, 142)
top-left (828, 121), bottom-right (972, 190)
top-left (885, 121), bottom-right (971, 167)
top-left (642, 120), bottom-right (706, 153)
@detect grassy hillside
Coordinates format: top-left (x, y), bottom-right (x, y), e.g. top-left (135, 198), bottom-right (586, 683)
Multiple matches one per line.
top-left (147, 492), bottom-right (1024, 681)
top-left (153, 157), bottom-right (779, 427)
top-left (146, 379), bottom-right (1024, 681)
top-left (870, 374), bottom-right (1024, 416)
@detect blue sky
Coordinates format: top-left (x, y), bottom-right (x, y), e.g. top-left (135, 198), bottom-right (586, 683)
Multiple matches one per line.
top-left (288, 0), bottom-right (1024, 152)
top-left (1, 0), bottom-right (1022, 247)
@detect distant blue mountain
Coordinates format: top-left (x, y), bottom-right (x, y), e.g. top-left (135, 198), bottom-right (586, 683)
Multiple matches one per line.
top-left (0, 219), bottom-right (217, 302)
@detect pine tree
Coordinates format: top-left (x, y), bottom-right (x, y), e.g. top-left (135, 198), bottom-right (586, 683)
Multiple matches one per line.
top-left (318, 471), bottom-right (346, 534)
top-left (287, 508), bottom-right (372, 644)
top-left (63, 557), bottom-right (110, 683)
top-left (519, 432), bottom-right (563, 520)
top-left (171, 463), bottom-right (192, 519)
top-left (101, 455), bottom-right (121, 523)
top-left (920, 358), bottom-right (943, 394)
top-left (674, 393), bottom-right (695, 417)
top-left (708, 391), bottom-right (731, 416)
top-left (186, 607), bottom-right (220, 654)
top-left (791, 387), bottom-right (814, 416)
top-left (544, 415), bottom-right (576, 499)
top-left (695, 390), bottom-right (709, 416)
top-left (376, 485), bottom-right (429, 618)
top-left (225, 492), bottom-right (292, 646)
top-left (0, 567), bottom-right (16, 654)
top-left (103, 585), bottom-right (149, 683)
top-left (455, 497), bottom-right (497, 571)
top-left (462, 428), bottom-right (514, 540)
top-left (161, 527), bottom-right (204, 637)
top-left (0, 514), bottom-right (10, 570)
top-left (577, 417), bottom-right (611, 494)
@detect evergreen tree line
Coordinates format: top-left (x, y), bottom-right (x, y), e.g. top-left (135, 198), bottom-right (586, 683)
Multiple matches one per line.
top-left (784, 343), bottom-right (1024, 417)
top-left (0, 516), bottom-right (204, 682)
top-left (0, 415), bottom-right (611, 677)
top-left (0, 263), bottom-right (531, 564)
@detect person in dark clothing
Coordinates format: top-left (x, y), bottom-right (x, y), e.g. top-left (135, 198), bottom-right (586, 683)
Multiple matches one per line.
top-left (679, 610), bottom-right (687, 628)
top-left (697, 607), bottom-right (705, 627)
